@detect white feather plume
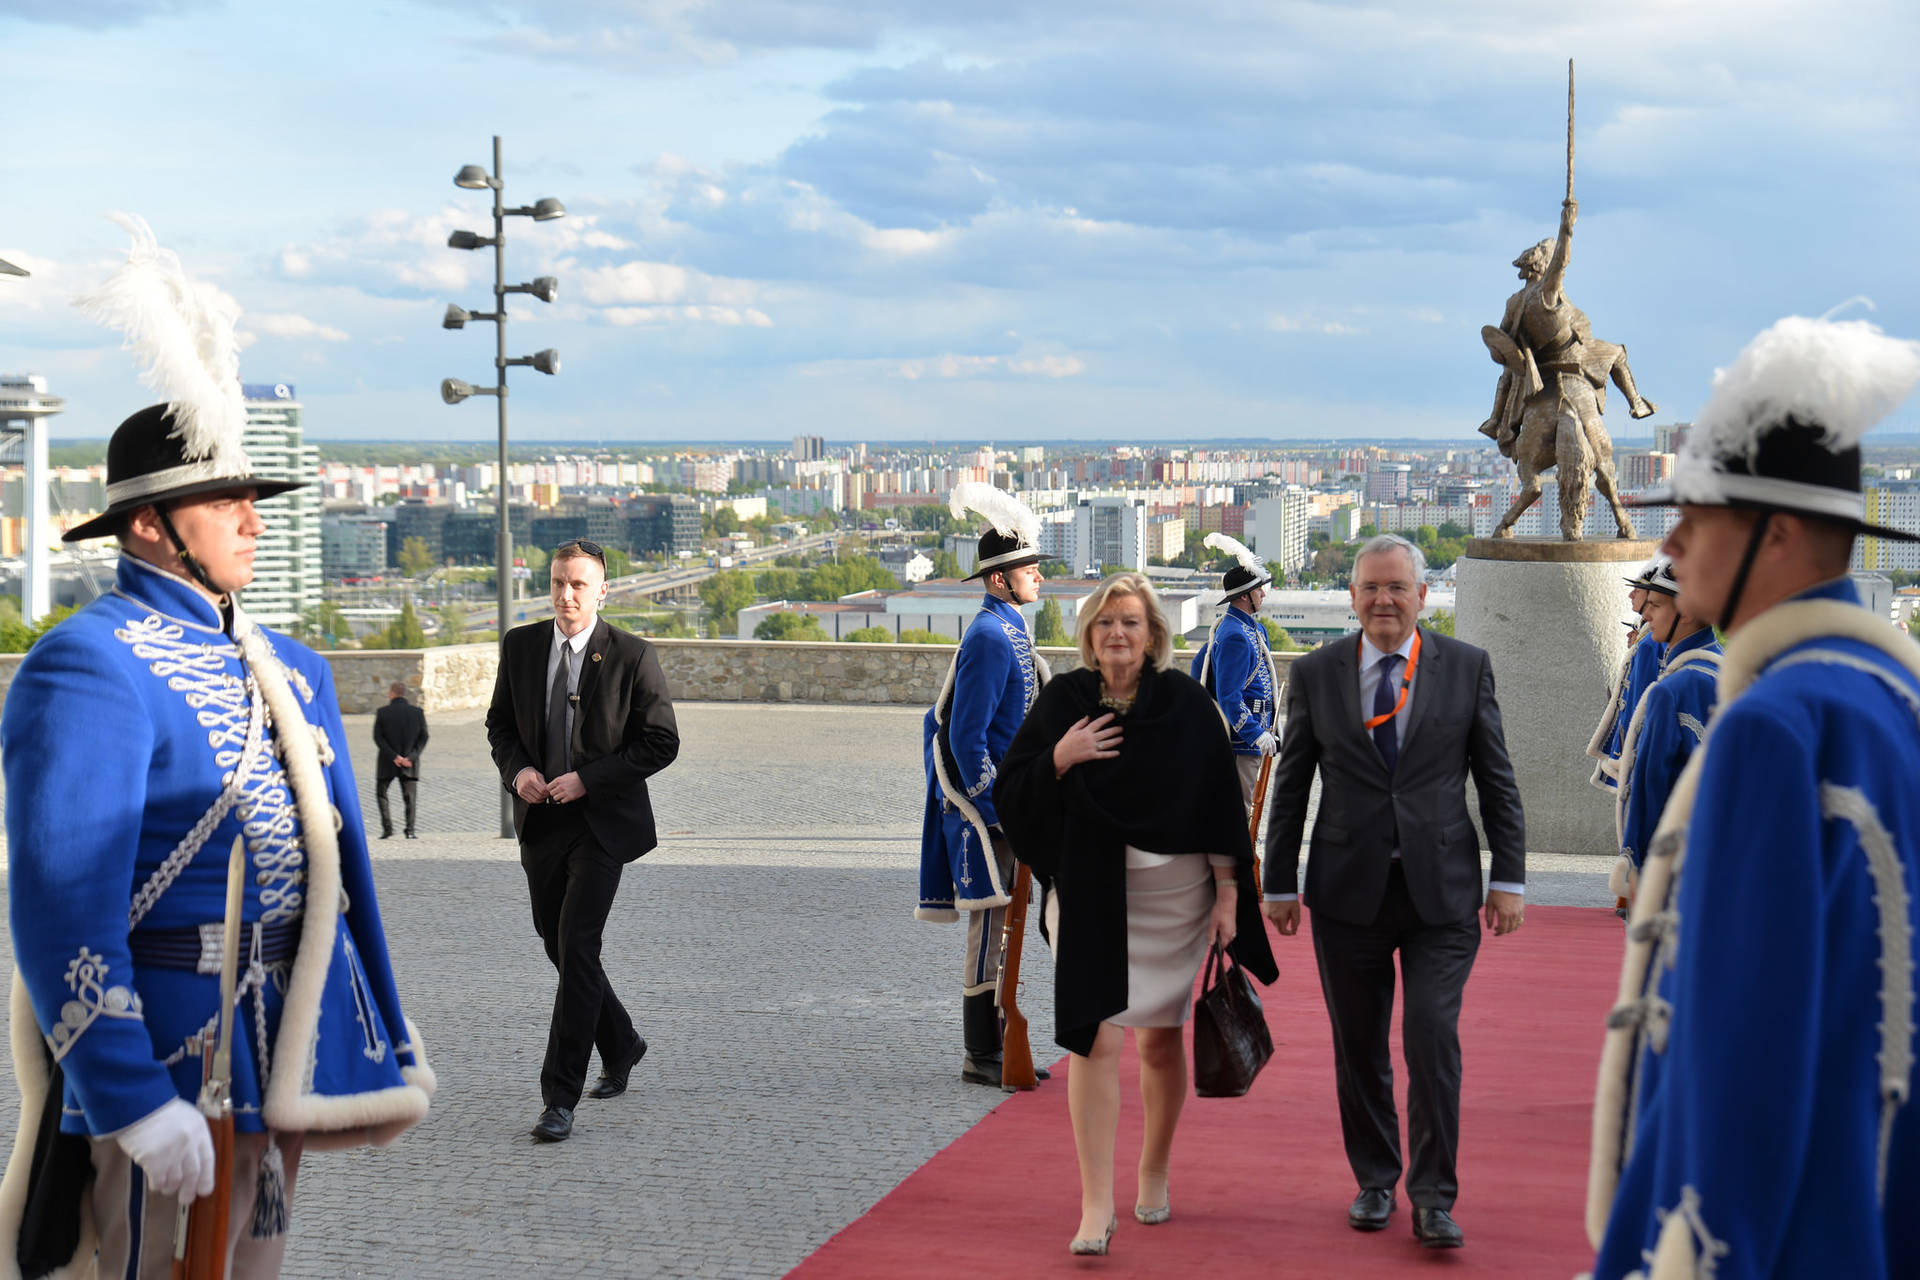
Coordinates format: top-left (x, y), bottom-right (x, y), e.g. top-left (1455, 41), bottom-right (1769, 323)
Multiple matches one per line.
top-left (1685, 315), bottom-right (1920, 471)
top-left (72, 212), bottom-right (250, 472)
top-left (949, 481), bottom-right (1039, 546)
top-left (1203, 531), bottom-right (1263, 577)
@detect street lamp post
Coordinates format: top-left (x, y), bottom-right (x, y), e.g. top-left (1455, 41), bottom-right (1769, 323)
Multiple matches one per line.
top-left (440, 135), bottom-right (565, 836)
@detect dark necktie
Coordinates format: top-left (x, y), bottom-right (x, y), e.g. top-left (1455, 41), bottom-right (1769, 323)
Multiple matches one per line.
top-left (544, 644), bottom-right (574, 781)
top-left (1372, 653), bottom-right (1401, 773)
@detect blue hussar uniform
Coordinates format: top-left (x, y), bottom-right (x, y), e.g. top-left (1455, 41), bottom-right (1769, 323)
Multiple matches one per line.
top-left (1588, 579), bottom-right (1919, 1277)
top-left (1590, 632), bottom-right (1664, 792)
top-left (918, 594), bottom-right (1042, 923)
top-left (1, 557), bottom-right (435, 1250)
top-left (1612, 627), bottom-right (1720, 886)
top-left (1191, 606), bottom-right (1276, 755)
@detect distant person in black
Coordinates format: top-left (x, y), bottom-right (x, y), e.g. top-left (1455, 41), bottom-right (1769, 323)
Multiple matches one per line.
top-left (374, 680), bottom-right (429, 839)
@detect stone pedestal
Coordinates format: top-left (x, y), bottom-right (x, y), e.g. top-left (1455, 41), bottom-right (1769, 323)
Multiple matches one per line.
top-left (1455, 537), bottom-right (1661, 855)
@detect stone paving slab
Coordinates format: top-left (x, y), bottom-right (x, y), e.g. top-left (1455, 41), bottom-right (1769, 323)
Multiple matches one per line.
top-left (0, 702), bottom-right (1613, 1278)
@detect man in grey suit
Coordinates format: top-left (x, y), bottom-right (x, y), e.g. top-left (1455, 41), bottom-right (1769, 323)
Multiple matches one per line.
top-left (1263, 534), bottom-right (1526, 1250)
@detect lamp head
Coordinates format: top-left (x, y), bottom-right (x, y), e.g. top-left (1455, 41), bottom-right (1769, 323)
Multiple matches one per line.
top-left (530, 198), bottom-right (567, 221)
top-left (442, 304), bottom-right (469, 330)
top-left (454, 165), bottom-right (496, 190)
top-left (531, 349), bottom-right (561, 376)
top-left (441, 378), bottom-right (474, 405)
top-left (447, 230), bottom-right (491, 251)
top-left (529, 276), bottom-right (558, 303)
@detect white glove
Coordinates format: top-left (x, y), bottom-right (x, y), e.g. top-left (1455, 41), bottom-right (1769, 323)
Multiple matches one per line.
top-left (114, 1097), bottom-right (215, 1201)
top-left (1253, 731), bottom-right (1279, 757)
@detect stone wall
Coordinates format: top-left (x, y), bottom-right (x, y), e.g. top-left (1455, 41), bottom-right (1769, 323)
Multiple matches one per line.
top-left (0, 639), bottom-right (1300, 713)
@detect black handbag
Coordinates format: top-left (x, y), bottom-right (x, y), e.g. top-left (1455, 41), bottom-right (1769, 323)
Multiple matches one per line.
top-left (1192, 942), bottom-right (1273, 1097)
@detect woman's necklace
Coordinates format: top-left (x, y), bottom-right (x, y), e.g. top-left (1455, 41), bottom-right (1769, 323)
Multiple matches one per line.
top-left (1098, 679), bottom-right (1136, 714)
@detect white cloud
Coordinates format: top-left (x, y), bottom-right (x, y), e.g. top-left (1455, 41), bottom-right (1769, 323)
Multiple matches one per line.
top-left (602, 305), bottom-right (773, 327)
top-left (1267, 313), bottom-right (1363, 336)
top-left (245, 312), bottom-right (350, 343)
top-left (894, 351), bottom-right (1086, 380)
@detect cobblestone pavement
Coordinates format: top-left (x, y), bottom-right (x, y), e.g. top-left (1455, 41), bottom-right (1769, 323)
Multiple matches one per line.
top-left (0, 702), bottom-right (1612, 1278)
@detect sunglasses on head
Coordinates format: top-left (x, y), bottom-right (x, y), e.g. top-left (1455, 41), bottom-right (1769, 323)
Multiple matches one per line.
top-left (553, 539), bottom-right (605, 564)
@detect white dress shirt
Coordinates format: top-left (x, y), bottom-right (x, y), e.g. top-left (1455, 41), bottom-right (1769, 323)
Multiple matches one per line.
top-left (513, 622), bottom-right (594, 794)
top-left (1267, 628), bottom-right (1521, 902)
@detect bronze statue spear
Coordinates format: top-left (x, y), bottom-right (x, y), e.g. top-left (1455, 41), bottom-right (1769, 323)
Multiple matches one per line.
top-left (1566, 58), bottom-right (1575, 205)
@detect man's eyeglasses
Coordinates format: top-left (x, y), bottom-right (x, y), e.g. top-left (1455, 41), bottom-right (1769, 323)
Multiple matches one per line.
top-left (552, 538), bottom-right (605, 565)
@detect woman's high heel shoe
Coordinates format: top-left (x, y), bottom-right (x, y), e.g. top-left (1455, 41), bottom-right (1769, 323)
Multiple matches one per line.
top-left (1069, 1215), bottom-right (1118, 1256)
top-left (1134, 1189), bottom-right (1172, 1226)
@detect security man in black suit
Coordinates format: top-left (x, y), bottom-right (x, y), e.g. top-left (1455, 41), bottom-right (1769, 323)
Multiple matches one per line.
top-left (1262, 534), bottom-right (1526, 1250)
top-left (485, 539), bottom-right (680, 1143)
top-left (373, 680), bottom-right (429, 838)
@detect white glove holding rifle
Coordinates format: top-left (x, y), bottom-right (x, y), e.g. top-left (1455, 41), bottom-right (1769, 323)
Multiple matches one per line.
top-left (1253, 731), bottom-right (1279, 757)
top-left (115, 1096), bottom-right (214, 1200)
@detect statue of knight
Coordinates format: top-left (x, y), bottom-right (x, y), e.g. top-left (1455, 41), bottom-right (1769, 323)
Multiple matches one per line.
top-left (1480, 61), bottom-right (1657, 541)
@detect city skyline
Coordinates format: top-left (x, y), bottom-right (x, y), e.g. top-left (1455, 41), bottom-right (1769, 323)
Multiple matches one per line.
top-left (3, 1), bottom-right (1916, 443)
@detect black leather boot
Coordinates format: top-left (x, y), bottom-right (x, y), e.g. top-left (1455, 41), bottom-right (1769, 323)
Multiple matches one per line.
top-left (960, 991), bottom-right (1003, 1085)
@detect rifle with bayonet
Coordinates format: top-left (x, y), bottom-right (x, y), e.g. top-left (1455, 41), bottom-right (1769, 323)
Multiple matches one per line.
top-left (172, 835), bottom-right (243, 1280)
top-left (997, 863), bottom-right (1038, 1092)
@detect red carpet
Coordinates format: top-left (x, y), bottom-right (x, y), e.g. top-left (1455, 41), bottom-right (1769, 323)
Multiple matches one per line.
top-left (790, 906), bottom-right (1620, 1279)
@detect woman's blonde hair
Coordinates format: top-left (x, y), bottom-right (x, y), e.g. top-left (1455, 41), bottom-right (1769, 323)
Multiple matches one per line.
top-left (1077, 572), bottom-right (1174, 673)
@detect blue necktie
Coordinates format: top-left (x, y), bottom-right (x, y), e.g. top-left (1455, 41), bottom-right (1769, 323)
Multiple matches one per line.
top-left (1372, 653), bottom-right (1401, 773)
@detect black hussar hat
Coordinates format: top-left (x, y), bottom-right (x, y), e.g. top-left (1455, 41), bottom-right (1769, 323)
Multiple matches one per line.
top-left (65, 213), bottom-right (305, 544)
top-left (950, 481), bottom-right (1042, 580)
top-left (1204, 531), bottom-right (1270, 600)
top-left (63, 404), bottom-right (303, 543)
top-left (1632, 315), bottom-right (1920, 543)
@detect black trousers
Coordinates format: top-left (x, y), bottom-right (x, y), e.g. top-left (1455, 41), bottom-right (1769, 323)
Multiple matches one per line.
top-left (1310, 862), bottom-right (1480, 1209)
top-left (521, 805), bottom-right (642, 1109)
top-left (375, 776), bottom-right (417, 835)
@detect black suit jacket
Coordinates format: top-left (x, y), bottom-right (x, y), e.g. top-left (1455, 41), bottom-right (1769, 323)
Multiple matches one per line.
top-left (485, 617), bottom-right (681, 860)
top-left (1264, 626), bottom-right (1526, 926)
top-left (373, 697), bottom-right (428, 781)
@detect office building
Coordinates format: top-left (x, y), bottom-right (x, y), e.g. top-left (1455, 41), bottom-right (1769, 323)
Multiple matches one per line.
top-left (240, 384), bottom-right (321, 628)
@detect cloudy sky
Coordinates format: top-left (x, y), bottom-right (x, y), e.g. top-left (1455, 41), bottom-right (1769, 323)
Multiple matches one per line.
top-left (2, 0), bottom-right (1915, 442)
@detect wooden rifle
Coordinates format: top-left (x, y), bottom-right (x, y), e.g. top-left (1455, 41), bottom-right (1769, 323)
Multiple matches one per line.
top-left (172, 836), bottom-right (243, 1280)
top-left (997, 863), bottom-right (1038, 1092)
top-left (1249, 756), bottom-right (1274, 895)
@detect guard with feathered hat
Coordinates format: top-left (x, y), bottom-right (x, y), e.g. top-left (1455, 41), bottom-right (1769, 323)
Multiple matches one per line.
top-left (1588, 315), bottom-right (1920, 1279)
top-left (1189, 532), bottom-right (1279, 807)
top-left (1585, 555), bottom-right (1670, 795)
top-left (918, 482), bottom-right (1051, 1086)
top-left (0, 217), bottom-right (434, 1279)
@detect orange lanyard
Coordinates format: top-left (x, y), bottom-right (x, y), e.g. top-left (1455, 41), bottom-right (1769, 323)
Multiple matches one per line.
top-left (1362, 630), bottom-right (1421, 731)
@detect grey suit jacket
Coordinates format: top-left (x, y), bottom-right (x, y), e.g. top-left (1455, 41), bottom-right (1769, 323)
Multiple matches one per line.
top-left (1263, 626), bottom-right (1526, 926)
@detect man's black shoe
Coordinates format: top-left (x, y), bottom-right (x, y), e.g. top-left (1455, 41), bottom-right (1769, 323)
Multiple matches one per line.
top-left (1348, 1188), bottom-right (1395, 1231)
top-left (960, 1053), bottom-right (1003, 1086)
top-left (405, 831), bottom-right (417, 839)
top-left (531, 1105), bottom-right (573, 1143)
top-left (1412, 1206), bottom-right (1464, 1249)
top-left (379, 831), bottom-right (392, 840)
top-left (586, 1038), bottom-right (647, 1100)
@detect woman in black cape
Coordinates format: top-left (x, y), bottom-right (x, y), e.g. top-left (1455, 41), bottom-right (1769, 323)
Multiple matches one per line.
top-left (995, 572), bottom-right (1277, 1256)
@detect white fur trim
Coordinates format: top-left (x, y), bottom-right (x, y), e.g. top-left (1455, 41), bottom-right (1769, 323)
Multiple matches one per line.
top-left (1608, 854), bottom-right (1637, 901)
top-left (0, 971), bottom-right (96, 1280)
top-left (927, 648), bottom-right (1009, 912)
top-left (241, 620), bottom-right (430, 1138)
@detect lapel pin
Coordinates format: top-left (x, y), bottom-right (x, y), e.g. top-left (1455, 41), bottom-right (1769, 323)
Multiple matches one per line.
top-left (592, 652), bottom-right (603, 663)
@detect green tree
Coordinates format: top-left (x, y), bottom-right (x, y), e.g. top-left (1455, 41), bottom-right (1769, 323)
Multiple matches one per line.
top-left (515, 544), bottom-right (550, 580)
top-left (897, 628), bottom-right (956, 645)
top-left (1261, 618), bottom-right (1299, 652)
top-left (437, 602), bottom-right (468, 645)
top-left (845, 626), bottom-right (892, 643)
top-left (713, 507), bottom-right (741, 537)
top-left (754, 612), bottom-right (830, 641)
top-left (385, 600), bottom-right (427, 649)
top-left (603, 547), bottom-right (633, 579)
top-left (1035, 599), bottom-right (1068, 645)
top-left (755, 568), bottom-right (803, 600)
top-left (1437, 521), bottom-right (1470, 540)
top-left (699, 569), bottom-right (756, 631)
top-left (0, 600), bottom-right (75, 654)
top-left (804, 555), bottom-right (896, 600)
top-left (1357, 524), bottom-right (1379, 540)
top-left (929, 550), bottom-right (963, 580)
top-left (1425, 609), bottom-right (1457, 637)
top-left (397, 535), bottom-right (434, 578)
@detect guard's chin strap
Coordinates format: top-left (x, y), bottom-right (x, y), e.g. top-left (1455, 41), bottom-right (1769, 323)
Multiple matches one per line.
top-left (153, 502), bottom-right (222, 597)
top-left (1718, 511), bottom-right (1774, 634)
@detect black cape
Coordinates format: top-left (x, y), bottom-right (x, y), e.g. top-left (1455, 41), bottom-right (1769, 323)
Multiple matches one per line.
top-left (994, 664), bottom-right (1278, 1056)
